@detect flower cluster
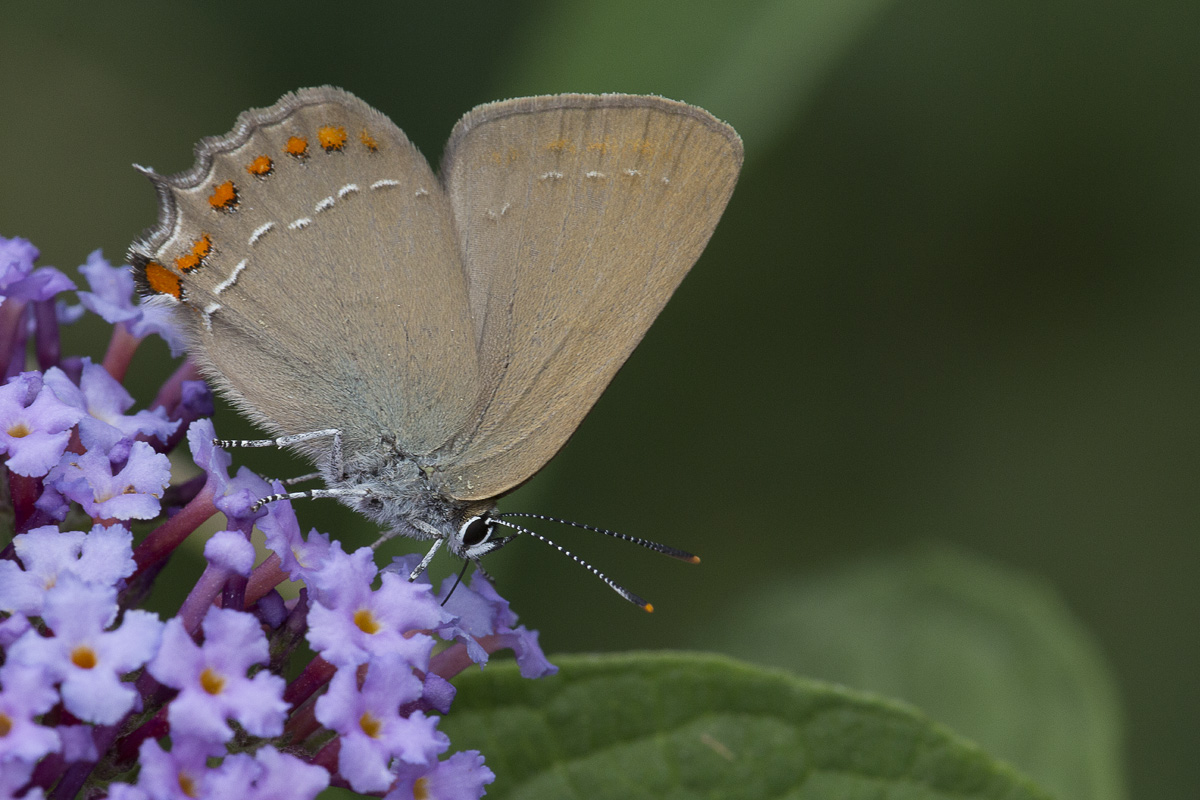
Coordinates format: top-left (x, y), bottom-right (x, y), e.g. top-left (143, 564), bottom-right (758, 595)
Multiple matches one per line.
top-left (0, 237), bottom-right (555, 799)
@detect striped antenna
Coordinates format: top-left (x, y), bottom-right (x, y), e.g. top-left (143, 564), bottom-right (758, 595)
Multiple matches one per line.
top-left (496, 512), bottom-right (700, 564)
top-left (492, 518), bottom-right (656, 612)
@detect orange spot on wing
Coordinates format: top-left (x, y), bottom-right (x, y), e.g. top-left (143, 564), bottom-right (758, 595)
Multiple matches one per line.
top-left (285, 136), bottom-right (309, 158)
top-left (318, 125), bottom-right (348, 152)
top-left (174, 234), bottom-right (212, 272)
top-left (246, 155), bottom-right (273, 176)
top-left (144, 261), bottom-right (182, 300)
top-left (545, 138), bottom-right (574, 153)
top-left (359, 129), bottom-right (379, 152)
top-left (587, 140), bottom-right (612, 154)
top-left (208, 181), bottom-right (238, 211)
top-left (192, 234), bottom-right (212, 259)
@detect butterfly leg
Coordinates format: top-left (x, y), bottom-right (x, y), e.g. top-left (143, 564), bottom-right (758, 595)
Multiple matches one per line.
top-left (214, 428), bottom-right (346, 479)
top-left (407, 537), bottom-right (445, 580)
top-left (215, 429), bottom-right (354, 511)
top-left (470, 557), bottom-right (497, 585)
top-left (250, 486), bottom-right (370, 512)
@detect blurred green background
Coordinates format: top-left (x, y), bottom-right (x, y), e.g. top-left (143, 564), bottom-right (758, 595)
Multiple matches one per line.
top-left (3, 1), bottom-right (1196, 797)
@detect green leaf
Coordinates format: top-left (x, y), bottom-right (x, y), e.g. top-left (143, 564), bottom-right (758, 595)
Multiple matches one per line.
top-left (442, 651), bottom-right (1051, 800)
top-left (704, 546), bottom-right (1126, 800)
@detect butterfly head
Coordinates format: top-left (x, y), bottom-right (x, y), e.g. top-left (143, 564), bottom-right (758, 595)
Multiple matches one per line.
top-left (449, 508), bottom-right (512, 560)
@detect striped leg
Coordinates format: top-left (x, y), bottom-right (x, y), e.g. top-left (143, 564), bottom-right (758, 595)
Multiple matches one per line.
top-left (215, 428), bottom-right (356, 511)
top-left (214, 428), bottom-right (345, 480)
top-left (251, 486), bottom-right (370, 512)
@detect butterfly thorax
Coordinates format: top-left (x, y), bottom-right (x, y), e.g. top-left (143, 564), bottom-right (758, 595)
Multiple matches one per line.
top-left (325, 444), bottom-right (496, 546)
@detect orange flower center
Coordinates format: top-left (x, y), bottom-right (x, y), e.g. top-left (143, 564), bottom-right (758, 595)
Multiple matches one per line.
top-left (71, 646), bottom-right (98, 669)
top-left (178, 770), bottom-right (199, 798)
top-left (359, 711), bottom-right (382, 739)
top-left (200, 667), bottom-right (226, 695)
top-left (354, 608), bottom-right (381, 634)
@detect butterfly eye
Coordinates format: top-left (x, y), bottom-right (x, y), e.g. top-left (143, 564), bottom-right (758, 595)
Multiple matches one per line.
top-left (460, 515), bottom-right (494, 547)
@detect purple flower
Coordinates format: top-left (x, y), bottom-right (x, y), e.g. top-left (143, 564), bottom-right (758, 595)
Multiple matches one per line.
top-left (187, 418), bottom-right (229, 487)
top-left (0, 614), bottom-right (32, 648)
top-left (203, 746), bottom-right (330, 800)
top-left (0, 663), bottom-right (62, 764)
top-left (256, 484), bottom-right (334, 584)
top-left (438, 572), bottom-right (556, 677)
top-left (56, 724), bottom-right (99, 762)
top-left (305, 544), bottom-right (449, 669)
top-left (127, 734), bottom-right (224, 800)
top-left (179, 379), bottom-right (215, 418)
top-left (124, 736), bottom-right (328, 800)
top-left (42, 358), bottom-right (178, 447)
top-left (420, 672), bottom-right (458, 715)
top-left (0, 235), bottom-right (75, 302)
top-left (102, 784), bottom-right (149, 800)
top-left (187, 419), bottom-right (271, 530)
top-left (76, 249), bottom-right (184, 352)
top-left (0, 758), bottom-right (38, 800)
top-left (0, 236), bottom-right (40, 288)
top-left (315, 655), bottom-right (447, 793)
top-left (43, 439), bottom-right (171, 520)
top-left (394, 556), bottom-right (557, 680)
top-left (387, 750), bottom-right (496, 800)
top-left (75, 249), bottom-right (139, 325)
top-left (6, 575), bottom-right (163, 725)
top-left (0, 371), bottom-right (84, 477)
top-left (0, 234), bottom-right (560, 798)
top-left (0, 523), bottom-right (134, 616)
top-left (148, 607), bottom-right (288, 743)
top-left (203, 529), bottom-right (257, 575)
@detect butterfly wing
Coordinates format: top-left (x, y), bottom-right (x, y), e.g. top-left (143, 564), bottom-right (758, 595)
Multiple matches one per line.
top-left (432, 94), bottom-right (743, 500)
top-left (130, 87), bottom-right (480, 466)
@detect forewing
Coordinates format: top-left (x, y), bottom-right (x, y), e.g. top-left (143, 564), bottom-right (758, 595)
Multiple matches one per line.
top-left (130, 87), bottom-right (479, 464)
top-left (435, 94), bottom-right (742, 499)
